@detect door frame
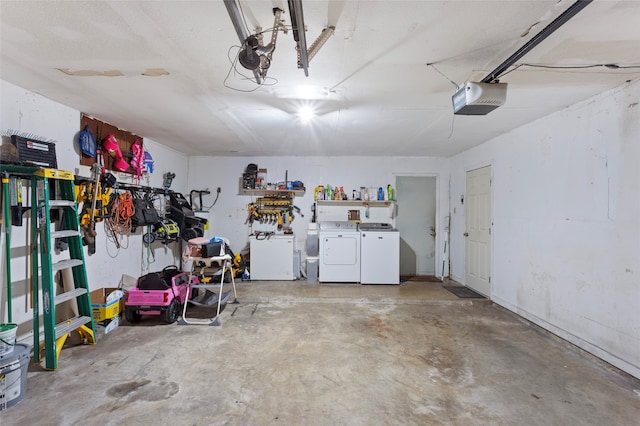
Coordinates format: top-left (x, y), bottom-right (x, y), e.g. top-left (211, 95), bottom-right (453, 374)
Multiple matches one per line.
top-left (463, 162), bottom-right (493, 297)
top-left (393, 172), bottom-right (442, 278)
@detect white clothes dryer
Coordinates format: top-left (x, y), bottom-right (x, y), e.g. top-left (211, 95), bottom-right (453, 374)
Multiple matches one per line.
top-left (318, 221), bottom-right (361, 283)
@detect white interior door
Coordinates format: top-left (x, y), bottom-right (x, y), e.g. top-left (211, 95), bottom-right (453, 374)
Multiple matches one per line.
top-left (396, 176), bottom-right (437, 276)
top-left (465, 166), bottom-right (492, 296)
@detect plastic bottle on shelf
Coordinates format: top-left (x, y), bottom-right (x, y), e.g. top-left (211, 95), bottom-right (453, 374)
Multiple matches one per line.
top-left (378, 187), bottom-right (384, 200)
top-left (387, 184), bottom-right (393, 201)
top-left (326, 185), bottom-right (333, 201)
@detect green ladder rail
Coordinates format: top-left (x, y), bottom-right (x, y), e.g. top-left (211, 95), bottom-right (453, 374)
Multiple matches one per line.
top-left (1, 172), bottom-right (13, 322)
top-left (31, 168), bottom-right (96, 370)
top-left (1, 165), bottom-right (43, 324)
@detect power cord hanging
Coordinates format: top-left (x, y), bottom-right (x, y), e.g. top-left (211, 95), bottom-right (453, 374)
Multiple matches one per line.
top-left (224, 44), bottom-right (278, 91)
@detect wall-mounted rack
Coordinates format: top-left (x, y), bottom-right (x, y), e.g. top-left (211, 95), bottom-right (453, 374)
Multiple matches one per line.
top-left (110, 182), bottom-right (169, 195)
top-left (74, 174), bottom-right (170, 196)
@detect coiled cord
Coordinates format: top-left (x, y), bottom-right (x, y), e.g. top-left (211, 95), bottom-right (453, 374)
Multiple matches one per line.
top-left (108, 191), bottom-right (135, 235)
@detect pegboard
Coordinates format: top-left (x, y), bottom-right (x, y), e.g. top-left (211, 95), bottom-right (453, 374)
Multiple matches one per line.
top-left (80, 113), bottom-right (143, 175)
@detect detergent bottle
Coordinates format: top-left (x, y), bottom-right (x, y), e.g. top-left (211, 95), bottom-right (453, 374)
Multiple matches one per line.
top-left (387, 184), bottom-right (393, 201)
top-left (378, 187), bottom-right (384, 201)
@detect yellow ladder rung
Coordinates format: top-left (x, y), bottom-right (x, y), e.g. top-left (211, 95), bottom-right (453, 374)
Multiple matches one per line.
top-left (34, 168), bottom-right (74, 180)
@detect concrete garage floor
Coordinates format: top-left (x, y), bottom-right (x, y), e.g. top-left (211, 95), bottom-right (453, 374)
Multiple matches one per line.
top-left (3, 280), bottom-right (640, 425)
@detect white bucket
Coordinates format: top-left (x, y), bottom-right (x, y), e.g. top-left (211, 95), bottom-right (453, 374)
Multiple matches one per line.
top-left (0, 323), bottom-right (18, 356)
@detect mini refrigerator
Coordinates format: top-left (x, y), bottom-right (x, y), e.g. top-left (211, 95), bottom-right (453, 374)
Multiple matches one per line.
top-left (250, 235), bottom-right (295, 280)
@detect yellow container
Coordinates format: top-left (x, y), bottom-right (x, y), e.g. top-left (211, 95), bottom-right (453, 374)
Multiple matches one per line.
top-left (90, 288), bottom-right (123, 322)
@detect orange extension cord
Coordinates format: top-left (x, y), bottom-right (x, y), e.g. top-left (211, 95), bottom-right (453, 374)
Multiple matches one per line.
top-left (108, 191), bottom-right (135, 235)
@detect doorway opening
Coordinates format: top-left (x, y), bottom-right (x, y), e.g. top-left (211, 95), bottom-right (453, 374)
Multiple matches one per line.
top-left (395, 175), bottom-right (438, 281)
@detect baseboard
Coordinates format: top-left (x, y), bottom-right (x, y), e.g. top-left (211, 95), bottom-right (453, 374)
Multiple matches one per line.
top-left (492, 294), bottom-right (640, 380)
top-left (450, 274), bottom-right (465, 285)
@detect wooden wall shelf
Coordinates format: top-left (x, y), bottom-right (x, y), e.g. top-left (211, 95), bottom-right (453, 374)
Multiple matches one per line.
top-left (316, 200), bottom-right (394, 207)
top-left (238, 175), bottom-right (305, 197)
top-left (239, 188), bottom-right (305, 197)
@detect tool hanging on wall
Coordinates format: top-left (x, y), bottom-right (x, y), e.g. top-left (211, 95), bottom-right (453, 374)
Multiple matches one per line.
top-left (142, 217), bottom-right (180, 245)
top-left (9, 176), bottom-right (24, 226)
top-left (74, 164), bottom-right (109, 254)
top-left (166, 191), bottom-right (206, 241)
top-left (441, 215), bottom-right (450, 278)
top-left (189, 188), bottom-right (211, 212)
top-left (85, 163), bottom-right (102, 254)
top-left (245, 195), bottom-right (303, 232)
top-left (163, 172), bottom-right (175, 189)
top-left (105, 191), bottom-right (136, 248)
top-left (245, 203), bottom-right (260, 225)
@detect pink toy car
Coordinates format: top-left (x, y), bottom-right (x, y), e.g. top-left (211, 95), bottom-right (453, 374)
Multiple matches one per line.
top-left (124, 265), bottom-right (198, 324)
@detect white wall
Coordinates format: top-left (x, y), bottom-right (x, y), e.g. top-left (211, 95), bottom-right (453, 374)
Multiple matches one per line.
top-left (1, 80), bottom-right (189, 329)
top-left (187, 156), bottom-right (450, 275)
top-left (449, 79), bottom-right (640, 378)
top-left (6, 75), bottom-right (636, 380)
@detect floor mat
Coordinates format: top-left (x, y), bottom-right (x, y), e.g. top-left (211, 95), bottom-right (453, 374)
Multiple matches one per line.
top-left (443, 285), bottom-right (486, 299)
top-left (401, 275), bottom-right (442, 282)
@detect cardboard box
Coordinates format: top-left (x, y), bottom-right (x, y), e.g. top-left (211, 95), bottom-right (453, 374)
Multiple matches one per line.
top-left (119, 274), bottom-right (137, 292)
top-left (90, 288), bottom-right (123, 322)
top-left (96, 316), bottom-right (120, 334)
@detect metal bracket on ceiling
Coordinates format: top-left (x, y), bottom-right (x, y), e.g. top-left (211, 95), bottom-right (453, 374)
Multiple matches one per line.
top-left (255, 8), bottom-right (287, 78)
top-left (225, 0), bottom-right (334, 80)
top-left (302, 26), bottom-right (336, 66)
top-left (288, 0), bottom-right (335, 77)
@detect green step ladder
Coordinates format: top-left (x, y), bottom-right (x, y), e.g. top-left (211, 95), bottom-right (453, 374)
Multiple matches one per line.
top-left (31, 168), bottom-right (96, 370)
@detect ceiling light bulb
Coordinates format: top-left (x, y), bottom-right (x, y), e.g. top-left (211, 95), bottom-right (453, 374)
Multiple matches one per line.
top-left (298, 106), bottom-right (315, 123)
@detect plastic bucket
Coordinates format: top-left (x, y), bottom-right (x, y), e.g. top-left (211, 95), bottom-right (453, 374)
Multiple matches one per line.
top-left (0, 323), bottom-right (18, 356)
top-left (0, 343), bottom-right (29, 410)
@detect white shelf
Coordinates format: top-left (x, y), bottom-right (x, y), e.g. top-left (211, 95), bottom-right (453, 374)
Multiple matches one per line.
top-left (239, 188), bottom-right (305, 197)
top-left (238, 177), bottom-right (305, 197)
top-left (316, 200), bottom-right (394, 207)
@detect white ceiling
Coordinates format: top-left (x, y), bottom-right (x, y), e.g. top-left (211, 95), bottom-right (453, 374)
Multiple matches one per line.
top-left (2, 0), bottom-right (639, 157)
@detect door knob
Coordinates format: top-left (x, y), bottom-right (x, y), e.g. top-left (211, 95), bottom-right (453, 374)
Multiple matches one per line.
top-left (463, 232), bottom-right (469, 237)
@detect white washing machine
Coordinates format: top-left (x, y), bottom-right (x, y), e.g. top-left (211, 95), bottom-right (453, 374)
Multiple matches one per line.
top-left (318, 221), bottom-right (361, 283)
top-left (359, 222), bottom-right (400, 284)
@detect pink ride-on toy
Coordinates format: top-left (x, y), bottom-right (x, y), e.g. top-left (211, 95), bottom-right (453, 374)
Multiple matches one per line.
top-left (124, 265), bottom-right (198, 324)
